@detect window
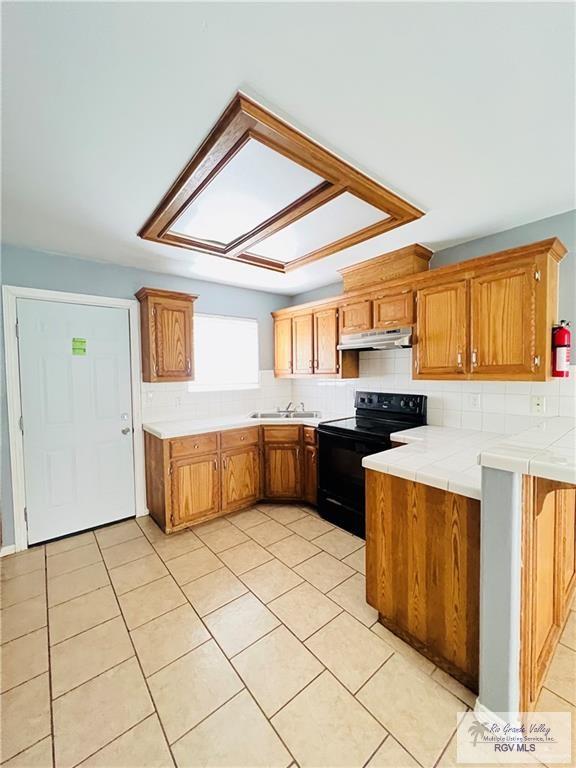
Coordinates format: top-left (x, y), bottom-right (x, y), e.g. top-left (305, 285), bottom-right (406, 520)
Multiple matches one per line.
top-left (191, 314), bottom-right (259, 390)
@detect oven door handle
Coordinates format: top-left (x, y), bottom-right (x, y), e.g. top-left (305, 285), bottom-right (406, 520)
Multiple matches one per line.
top-left (325, 497), bottom-right (345, 507)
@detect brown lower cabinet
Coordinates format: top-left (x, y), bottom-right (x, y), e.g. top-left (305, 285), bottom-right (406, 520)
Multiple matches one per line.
top-left (520, 478), bottom-right (576, 710)
top-left (365, 469), bottom-right (480, 691)
top-left (145, 424), bottom-right (315, 533)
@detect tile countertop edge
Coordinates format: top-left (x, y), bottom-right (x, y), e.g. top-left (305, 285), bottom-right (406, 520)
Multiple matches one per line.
top-left (363, 421), bottom-right (576, 499)
top-left (142, 414), bottom-right (352, 440)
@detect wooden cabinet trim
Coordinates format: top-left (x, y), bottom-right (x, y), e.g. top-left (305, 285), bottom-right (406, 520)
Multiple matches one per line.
top-left (220, 427), bottom-right (260, 450)
top-left (262, 425), bottom-right (301, 443)
top-left (169, 432), bottom-right (219, 459)
top-left (520, 477), bottom-right (576, 711)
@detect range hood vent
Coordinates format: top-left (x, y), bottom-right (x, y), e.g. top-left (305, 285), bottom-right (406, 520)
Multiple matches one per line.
top-left (337, 327), bottom-right (412, 351)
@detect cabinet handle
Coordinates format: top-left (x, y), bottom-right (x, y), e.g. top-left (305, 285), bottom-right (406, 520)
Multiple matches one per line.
top-left (472, 350), bottom-right (478, 367)
top-left (194, 443), bottom-right (199, 449)
top-left (457, 352), bottom-right (463, 367)
top-left (222, 458), bottom-right (227, 469)
top-left (533, 355), bottom-right (541, 368)
top-left (240, 435), bottom-right (245, 441)
top-left (186, 359), bottom-right (192, 375)
top-left (309, 359), bottom-right (313, 371)
top-left (213, 460), bottom-right (217, 470)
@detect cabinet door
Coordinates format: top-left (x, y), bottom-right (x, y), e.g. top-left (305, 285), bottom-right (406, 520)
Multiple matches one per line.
top-left (470, 266), bottom-right (537, 377)
top-left (170, 453), bottom-right (219, 527)
top-left (152, 298), bottom-right (193, 380)
top-left (264, 444), bottom-right (301, 499)
top-left (292, 314), bottom-right (314, 375)
top-left (274, 317), bottom-right (293, 376)
top-left (303, 445), bottom-right (317, 505)
top-left (560, 487), bottom-right (576, 617)
top-left (339, 300), bottom-right (372, 334)
top-left (314, 308), bottom-right (338, 375)
top-left (415, 281), bottom-right (468, 377)
top-left (221, 446), bottom-right (261, 513)
top-left (373, 291), bottom-right (414, 329)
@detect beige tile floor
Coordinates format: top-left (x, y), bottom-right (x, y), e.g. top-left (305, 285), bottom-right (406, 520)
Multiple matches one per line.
top-left (1, 504), bottom-right (574, 768)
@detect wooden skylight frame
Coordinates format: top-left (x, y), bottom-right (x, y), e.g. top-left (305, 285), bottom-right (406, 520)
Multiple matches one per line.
top-left (139, 92), bottom-right (425, 272)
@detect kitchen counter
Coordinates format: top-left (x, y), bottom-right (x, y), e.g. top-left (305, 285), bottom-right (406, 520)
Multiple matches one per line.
top-left (142, 414), bottom-right (348, 440)
top-left (362, 418), bottom-right (576, 499)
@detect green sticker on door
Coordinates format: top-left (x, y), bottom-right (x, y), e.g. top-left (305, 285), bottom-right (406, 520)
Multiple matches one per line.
top-left (72, 337), bottom-right (87, 356)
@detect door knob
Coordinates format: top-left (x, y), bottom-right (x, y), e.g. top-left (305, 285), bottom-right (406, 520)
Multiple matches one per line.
top-left (121, 427), bottom-right (131, 435)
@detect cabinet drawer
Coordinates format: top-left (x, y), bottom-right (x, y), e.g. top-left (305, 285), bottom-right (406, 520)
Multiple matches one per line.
top-left (220, 427), bottom-right (260, 450)
top-left (303, 426), bottom-right (317, 445)
top-left (262, 425), bottom-right (301, 443)
top-left (169, 432), bottom-right (218, 459)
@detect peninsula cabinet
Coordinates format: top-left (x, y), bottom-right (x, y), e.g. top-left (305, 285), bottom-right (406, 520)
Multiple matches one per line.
top-left (136, 288), bottom-right (197, 382)
top-left (366, 470), bottom-right (480, 690)
top-left (144, 424), bottom-right (316, 533)
top-left (520, 478), bottom-right (576, 711)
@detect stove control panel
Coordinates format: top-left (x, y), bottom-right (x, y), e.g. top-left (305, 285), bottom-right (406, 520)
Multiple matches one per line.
top-left (354, 391), bottom-right (427, 416)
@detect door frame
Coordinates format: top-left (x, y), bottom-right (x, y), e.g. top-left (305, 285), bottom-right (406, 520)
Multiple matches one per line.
top-left (2, 285), bottom-right (146, 552)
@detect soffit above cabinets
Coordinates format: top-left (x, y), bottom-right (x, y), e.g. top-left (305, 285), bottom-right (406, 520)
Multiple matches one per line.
top-left (139, 92), bottom-right (425, 273)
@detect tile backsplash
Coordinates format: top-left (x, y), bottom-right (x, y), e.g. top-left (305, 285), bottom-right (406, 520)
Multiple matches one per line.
top-left (291, 350), bottom-right (576, 433)
top-left (142, 352), bottom-right (575, 434)
top-left (141, 370), bottom-right (292, 423)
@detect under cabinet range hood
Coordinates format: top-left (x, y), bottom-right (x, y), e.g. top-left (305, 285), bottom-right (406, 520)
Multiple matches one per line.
top-left (337, 327), bottom-right (412, 351)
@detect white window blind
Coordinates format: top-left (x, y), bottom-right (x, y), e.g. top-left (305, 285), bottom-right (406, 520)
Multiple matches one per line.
top-left (191, 314), bottom-right (259, 390)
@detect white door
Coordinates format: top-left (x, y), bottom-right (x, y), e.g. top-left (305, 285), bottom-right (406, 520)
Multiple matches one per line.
top-left (17, 299), bottom-right (136, 544)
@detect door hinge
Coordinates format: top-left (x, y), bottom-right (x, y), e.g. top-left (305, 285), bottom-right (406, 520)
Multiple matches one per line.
top-left (534, 270), bottom-right (541, 282)
top-left (24, 507), bottom-right (28, 525)
top-left (15, 321), bottom-right (19, 339)
top-left (18, 415), bottom-right (24, 433)
top-left (168, 464), bottom-right (173, 475)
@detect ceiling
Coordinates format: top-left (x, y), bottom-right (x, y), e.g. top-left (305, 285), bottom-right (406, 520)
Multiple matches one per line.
top-left (2, 2), bottom-right (575, 296)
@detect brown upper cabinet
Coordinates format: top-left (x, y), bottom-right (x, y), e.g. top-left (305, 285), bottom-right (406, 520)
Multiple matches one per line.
top-left (292, 314), bottom-right (314, 375)
top-left (274, 237), bottom-right (565, 381)
top-left (272, 305), bottom-right (358, 378)
top-left (136, 288), bottom-right (197, 382)
top-left (414, 281), bottom-right (468, 377)
top-left (470, 267), bottom-right (536, 377)
top-left (274, 316), bottom-right (293, 376)
top-left (414, 244), bottom-right (564, 380)
top-left (373, 290), bottom-right (414, 330)
top-left (339, 299), bottom-right (372, 334)
top-left (314, 308), bottom-right (339, 375)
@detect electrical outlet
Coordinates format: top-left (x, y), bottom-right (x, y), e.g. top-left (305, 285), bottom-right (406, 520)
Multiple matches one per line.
top-left (531, 395), bottom-right (546, 415)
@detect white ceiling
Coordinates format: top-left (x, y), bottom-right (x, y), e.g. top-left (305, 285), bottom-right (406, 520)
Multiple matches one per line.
top-left (2, 2), bottom-right (574, 296)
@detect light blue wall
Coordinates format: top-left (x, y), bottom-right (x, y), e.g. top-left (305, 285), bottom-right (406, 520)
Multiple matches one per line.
top-left (292, 210), bottom-right (576, 350)
top-left (0, 244), bottom-right (291, 545)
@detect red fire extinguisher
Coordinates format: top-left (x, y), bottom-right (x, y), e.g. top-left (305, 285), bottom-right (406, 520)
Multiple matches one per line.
top-left (552, 320), bottom-right (571, 377)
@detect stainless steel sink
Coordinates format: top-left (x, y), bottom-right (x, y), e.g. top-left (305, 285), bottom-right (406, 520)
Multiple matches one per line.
top-left (249, 411), bottom-right (320, 419)
top-left (249, 412), bottom-right (291, 419)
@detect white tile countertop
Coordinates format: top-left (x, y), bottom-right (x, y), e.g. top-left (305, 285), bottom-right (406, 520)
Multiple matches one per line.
top-left (362, 419), bottom-right (576, 500)
top-left (142, 414), bottom-right (349, 440)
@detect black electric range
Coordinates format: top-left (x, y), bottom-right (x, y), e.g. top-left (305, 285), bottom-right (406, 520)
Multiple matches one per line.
top-left (317, 391), bottom-right (427, 537)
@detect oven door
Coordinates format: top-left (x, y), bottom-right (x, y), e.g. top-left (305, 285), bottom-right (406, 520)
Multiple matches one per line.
top-left (317, 429), bottom-right (388, 535)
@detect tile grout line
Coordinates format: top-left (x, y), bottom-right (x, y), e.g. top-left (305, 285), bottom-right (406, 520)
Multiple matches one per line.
top-left (91, 532), bottom-right (179, 768)
top-left (43, 546), bottom-right (56, 768)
